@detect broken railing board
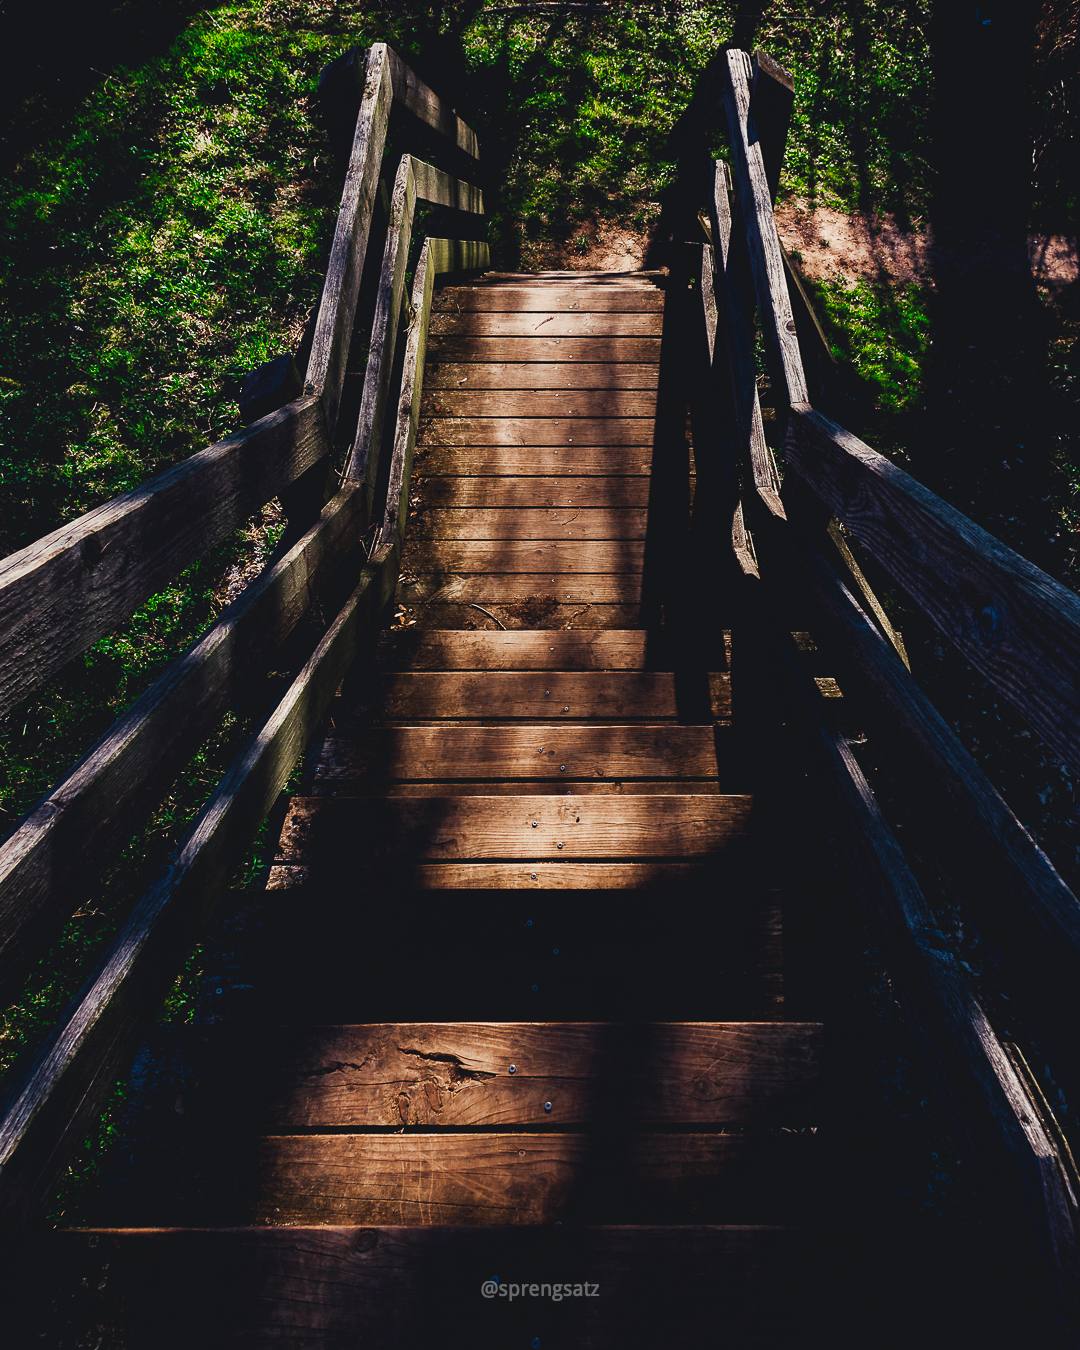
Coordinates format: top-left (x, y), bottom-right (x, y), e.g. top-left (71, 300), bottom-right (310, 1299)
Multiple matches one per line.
top-left (242, 1131), bottom-right (814, 1226)
top-left (424, 361), bottom-right (661, 389)
top-left (0, 396), bottom-right (328, 722)
top-left (228, 1021), bottom-right (822, 1128)
top-left (0, 483), bottom-right (365, 1008)
top-left (375, 629), bottom-right (656, 669)
top-left (309, 725), bottom-right (720, 784)
top-left (426, 335), bottom-right (663, 364)
top-left (430, 311), bottom-right (664, 337)
top-left (275, 794), bottom-right (753, 864)
top-left (785, 405), bottom-right (1080, 779)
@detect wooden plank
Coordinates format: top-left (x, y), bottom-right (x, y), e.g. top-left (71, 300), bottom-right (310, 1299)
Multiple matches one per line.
top-left (435, 287), bottom-right (664, 311)
top-left (0, 483), bottom-right (364, 1006)
top-left (720, 50), bottom-right (807, 407)
top-left (419, 418), bottom-right (655, 447)
top-left (311, 725), bottom-right (719, 783)
top-left (430, 311), bottom-right (663, 337)
top-left (417, 477), bottom-right (651, 508)
top-left (384, 45), bottom-right (480, 159)
top-left (372, 670), bottom-right (682, 719)
top-left (785, 405), bottom-right (1080, 778)
top-left (304, 45), bottom-right (392, 435)
top-left (0, 396), bottom-right (327, 721)
top-left (242, 1022), bottom-right (822, 1128)
top-left (277, 794), bottom-right (753, 863)
top-left (398, 574), bottom-right (642, 605)
top-left (376, 629), bottom-right (652, 669)
top-left (403, 602), bottom-right (643, 631)
top-left (409, 159), bottom-right (484, 214)
top-left (427, 238), bottom-right (490, 275)
top-left (422, 389), bottom-right (658, 418)
top-left (405, 540), bottom-right (645, 572)
top-left (247, 1132), bottom-right (807, 1225)
top-left (269, 859), bottom-right (727, 888)
top-left (426, 335), bottom-right (662, 363)
top-left (416, 445), bottom-right (655, 476)
top-left (409, 508), bottom-right (647, 540)
top-left (425, 361), bottom-right (660, 389)
top-left (309, 781), bottom-right (728, 798)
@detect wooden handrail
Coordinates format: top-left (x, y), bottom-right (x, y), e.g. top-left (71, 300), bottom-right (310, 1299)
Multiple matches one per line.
top-left (0, 397), bottom-right (327, 723)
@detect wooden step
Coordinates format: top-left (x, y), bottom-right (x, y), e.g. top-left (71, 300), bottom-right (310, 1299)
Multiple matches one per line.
top-left (396, 602), bottom-right (645, 631)
top-left (426, 334), bottom-right (661, 363)
top-left (405, 541), bottom-right (644, 573)
top-left (276, 794), bottom-right (753, 864)
top-left (409, 507), bottom-right (647, 540)
top-left (376, 630), bottom-right (656, 670)
top-left (363, 670), bottom-right (728, 721)
top-left (415, 477), bottom-right (652, 508)
top-left (214, 1022), bottom-right (822, 1129)
top-left (423, 389), bottom-right (660, 418)
top-left (416, 444), bottom-right (656, 475)
top-left (434, 286), bottom-right (665, 311)
top-left (420, 417), bottom-right (655, 447)
top-left (399, 574), bottom-right (643, 607)
top-left (425, 362), bottom-right (660, 389)
top-left (430, 312), bottom-right (663, 337)
top-left (308, 725), bottom-right (722, 786)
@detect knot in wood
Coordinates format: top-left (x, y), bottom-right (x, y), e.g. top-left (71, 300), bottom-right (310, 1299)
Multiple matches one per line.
top-left (350, 1229), bottom-right (378, 1255)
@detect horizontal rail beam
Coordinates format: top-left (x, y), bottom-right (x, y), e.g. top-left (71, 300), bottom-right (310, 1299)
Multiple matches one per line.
top-left (0, 397), bottom-right (327, 722)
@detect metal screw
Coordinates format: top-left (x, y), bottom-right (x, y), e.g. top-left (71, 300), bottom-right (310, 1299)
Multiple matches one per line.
top-left (545, 690), bottom-right (550, 695)
top-left (557, 842), bottom-right (564, 849)
top-left (560, 765), bottom-right (566, 771)
top-left (562, 706), bottom-right (569, 712)
top-left (531, 821), bottom-right (538, 827)
top-left (544, 1103), bottom-right (552, 1113)
top-left (531, 873), bottom-right (537, 880)
top-left (537, 747), bottom-right (545, 754)
top-left (508, 1065), bottom-right (516, 1075)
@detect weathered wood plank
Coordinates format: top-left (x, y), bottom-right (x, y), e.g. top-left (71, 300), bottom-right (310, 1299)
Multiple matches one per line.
top-left (304, 45), bottom-right (392, 435)
top-left (419, 418), bottom-right (655, 447)
top-left (0, 396), bottom-right (328, 721)
top-left (384, 46), bottom-right (480, 159)
top-left (416, 445), bottom-right (655, 476)
top-left (409, 508), bottom-right (647, 540)
top-left (404, 540), bottom-right (645, 572)
top-left (434, 287), bottom-right (663, 311)
top-left (422, 389), bottom-right (658, 418)
top-left (310, 725), bottom-right (719, 783)
top-left (268, 859), bottom-right (727, 888)
top-left (0, 483), bottom-right (364, 1006)
top-left (425, 335), bottom-right (662, 363)
top-left (427, 238), bottom-right (490, 275)
top-left (425, 361), bottom-right (660, 389)
top-left (242, 1022), bottom-right (822, 1128)
top-left (370, 669), bottom-right (694, 722)
top-left (401, 602), bottom-right (644, 631)
top-left (247, 1132), bottom-right (807, 1225)
top-left (409, 159), bottom-right (484, 215)
top-left (277, 794), bottom-right (753, 863)
top-left (376, 629), bottom-right (652, 669)
top-left (416, 477), bottom-right (651, 508)
top-left (310, 780), bottom-right (727, 798)
top-left (431, 311), bottom-right (663, 337)
top-left (785, 404), bottom-right (1080, 778)
top-left (399, 574), bottom-right (642, 605)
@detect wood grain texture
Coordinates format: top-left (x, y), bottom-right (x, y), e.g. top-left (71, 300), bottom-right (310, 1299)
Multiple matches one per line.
top-left (369, 670), bottom-right (684, 719)
top-left (247, 1131), bottom-right (808, 1225)
top-left (0, 396), bottom-right (327, 720)
top-left (404, 540), bottom-right (645, 572)
top-left (0, 483), bottom-right (365, 1006)
top-left (376, 629), bottom-right (653, 669)
top-left (409, 508), bottom-right (647, 540)
top-left (310, 725), bottom-right (719, 783)
top-left (422, 389), bottom-right (658, 418)
top-left (419, 418), bottom-right (655, 447)
top-left (268, 859), bottom-right (728, 888)
top-left (245, 1022), bottom-right (822, 1128)
top-left (785, 404), bottom-right (1080, 778)
top-left (409, 158), bottom-right (484, 214)
top-left (426, 335), bottom-right (662, 363)
top-left (385, 45), bottom-right (480, 159)
top-left (426, 238), bottom-right (490, 274)
top-left (308, 780), bottom-right (727, 798)
top-left (416, 445), bottom-right (655, 475)
top-left (434, 286), bottom-right (663, 311)
top-left (276, 794), bottom-right (753, 863)
top-left (400, 603), bottom-right (644, 631)
top-left (425, 361), bottom-right (660, 389)
top-left (416, 477), bottom-right (651, 508)
top-left (305, 45), bottom-right (392, 434)
top-left (430, 311), bottom-right (663, 337)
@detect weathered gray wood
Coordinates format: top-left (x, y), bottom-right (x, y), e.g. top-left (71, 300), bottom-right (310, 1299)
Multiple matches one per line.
top-left (426, 238), bottom-right (490, 275)
top-left (422, 389), bottom-right (658, 418)
top-left (426, 335), bottom-right (662, 363)
top-left (435, 287), bottom-right (663, 312)
top-left (405, 540), bottom-right (645, 572)
top-left (277, 794), bottom-right (752, 863)
top-left (409, 159), bottom-right (484, 215)
top-left (719, 50), bottom-right (807, 407)
top-left (416, 444), bottom-right (655, 475)
top-left (785, 404), bottom-right (1080, 778)
top-left (304, 44), bottom-right (392, 435)
top-left (311, 725), bottom-right (718, 784)
top-left (430, 311), bottom-right (663, 337)
top-left (410, 507), bottom-right (647, 540)
top-left (371, 670), bottom-right (685, 720)
top-left (240, 1022), bottom-right (822, 1128)
top-left (417, 477), bottom-right (651, 508)
top-left (376, 628), bottom-right (652, 669)
top-left (420, 417), bottom-right (655, 446)
top-left (0, 396), bottom-right (328, 721)
top-left (425, 361), bottom-right (660, 389)
top-left (384, 46), bottom-right (480, 159)
top-left (0, 483), bottom-right (365, 1007)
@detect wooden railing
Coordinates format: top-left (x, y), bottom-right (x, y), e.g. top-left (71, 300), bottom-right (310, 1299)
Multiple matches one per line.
top-left (670, 44), bottom-right (1080, 1326)
top-left (0, 44), bottom-right (487, 1225)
